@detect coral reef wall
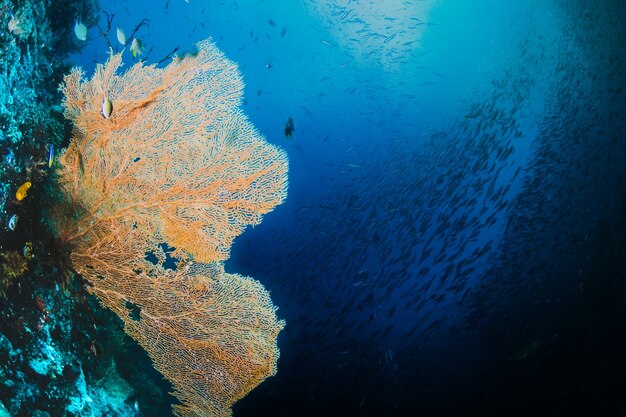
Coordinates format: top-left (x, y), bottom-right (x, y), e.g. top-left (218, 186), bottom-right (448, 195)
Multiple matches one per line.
top-left (1, 0), bottom-right (98, 222)
top-left (1, 1), bottom-right (174, 416)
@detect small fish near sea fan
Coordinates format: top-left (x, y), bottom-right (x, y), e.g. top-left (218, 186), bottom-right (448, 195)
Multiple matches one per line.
top-left (51, 39), bottom-right (288, 417)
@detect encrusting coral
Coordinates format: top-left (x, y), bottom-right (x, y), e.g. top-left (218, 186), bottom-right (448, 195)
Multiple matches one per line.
top-left (51, 39), bottom-right (288, 417)
top-left (0, 251), bottom-right (28, 297)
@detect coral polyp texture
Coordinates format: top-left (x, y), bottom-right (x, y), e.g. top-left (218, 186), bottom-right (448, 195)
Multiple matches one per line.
top-left (52, 39), bottom-right (288, 417)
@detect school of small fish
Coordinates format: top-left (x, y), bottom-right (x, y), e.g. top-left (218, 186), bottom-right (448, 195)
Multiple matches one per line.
top-left (220, 0), bottom-right (626, 414)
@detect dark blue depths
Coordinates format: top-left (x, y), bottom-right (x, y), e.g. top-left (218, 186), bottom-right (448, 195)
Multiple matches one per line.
top-left (227, 2), bottom-right (626, 417)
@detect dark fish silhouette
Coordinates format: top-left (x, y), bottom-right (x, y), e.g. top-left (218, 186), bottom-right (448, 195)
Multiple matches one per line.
top-left (284, 117), bottom-right (294, 138)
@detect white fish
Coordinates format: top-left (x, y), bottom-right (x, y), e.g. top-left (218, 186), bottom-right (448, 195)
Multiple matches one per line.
top-left (101, 97), bottom-right (113, 119)
top-left (74, 20), bottom-right (87, 41)
top-left (116, 26), bottom-right (126, 45)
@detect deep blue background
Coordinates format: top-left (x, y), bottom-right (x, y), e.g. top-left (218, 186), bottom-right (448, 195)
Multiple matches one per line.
top-left (70, 1), bottom-right (626, 416)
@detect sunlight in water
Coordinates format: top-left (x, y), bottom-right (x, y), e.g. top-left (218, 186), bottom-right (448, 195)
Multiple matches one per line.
top-left (306, 0), bottom-right (437, 71)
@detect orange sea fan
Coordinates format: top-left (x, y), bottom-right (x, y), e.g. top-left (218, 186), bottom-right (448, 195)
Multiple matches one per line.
top-left (57, 39), bottom-right (288, 263)
top-left (52, 39), bottom-right (288, 417)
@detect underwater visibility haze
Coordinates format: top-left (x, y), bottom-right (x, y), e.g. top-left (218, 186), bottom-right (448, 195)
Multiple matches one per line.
top-left (1, 0), bottom-right (625, 416)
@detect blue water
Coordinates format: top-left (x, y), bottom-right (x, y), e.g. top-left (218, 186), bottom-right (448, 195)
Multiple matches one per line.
top-left (68, 1), bottom-right (626, 416)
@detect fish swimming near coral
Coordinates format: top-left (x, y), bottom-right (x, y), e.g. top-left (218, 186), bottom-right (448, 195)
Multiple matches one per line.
top-left (284, 117), bottom-right (295, 138)
top-left (23, 242), bottom-right (33, 260)
top-left (8, 214), bottom-right (18, 231)
top-left (101, 97), bottom-right (113, 119)
top-left (130, 38), bottom-right (144, 58)
top-left (116, 26), bottom-right (126, 45)
top-left (74, 20), bottom-right (87, 41)
top-left (15, 181), bottom-right (31, 201)
top-left (47, 144), bottom-right (55, 168)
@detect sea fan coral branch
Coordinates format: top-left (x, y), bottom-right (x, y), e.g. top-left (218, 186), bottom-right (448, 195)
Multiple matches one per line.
top-left (52, 39), bottom-right (288, 417)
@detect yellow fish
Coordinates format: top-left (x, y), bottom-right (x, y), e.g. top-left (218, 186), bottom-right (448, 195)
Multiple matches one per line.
top-left (16, 181), bottom-right (32, 201)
